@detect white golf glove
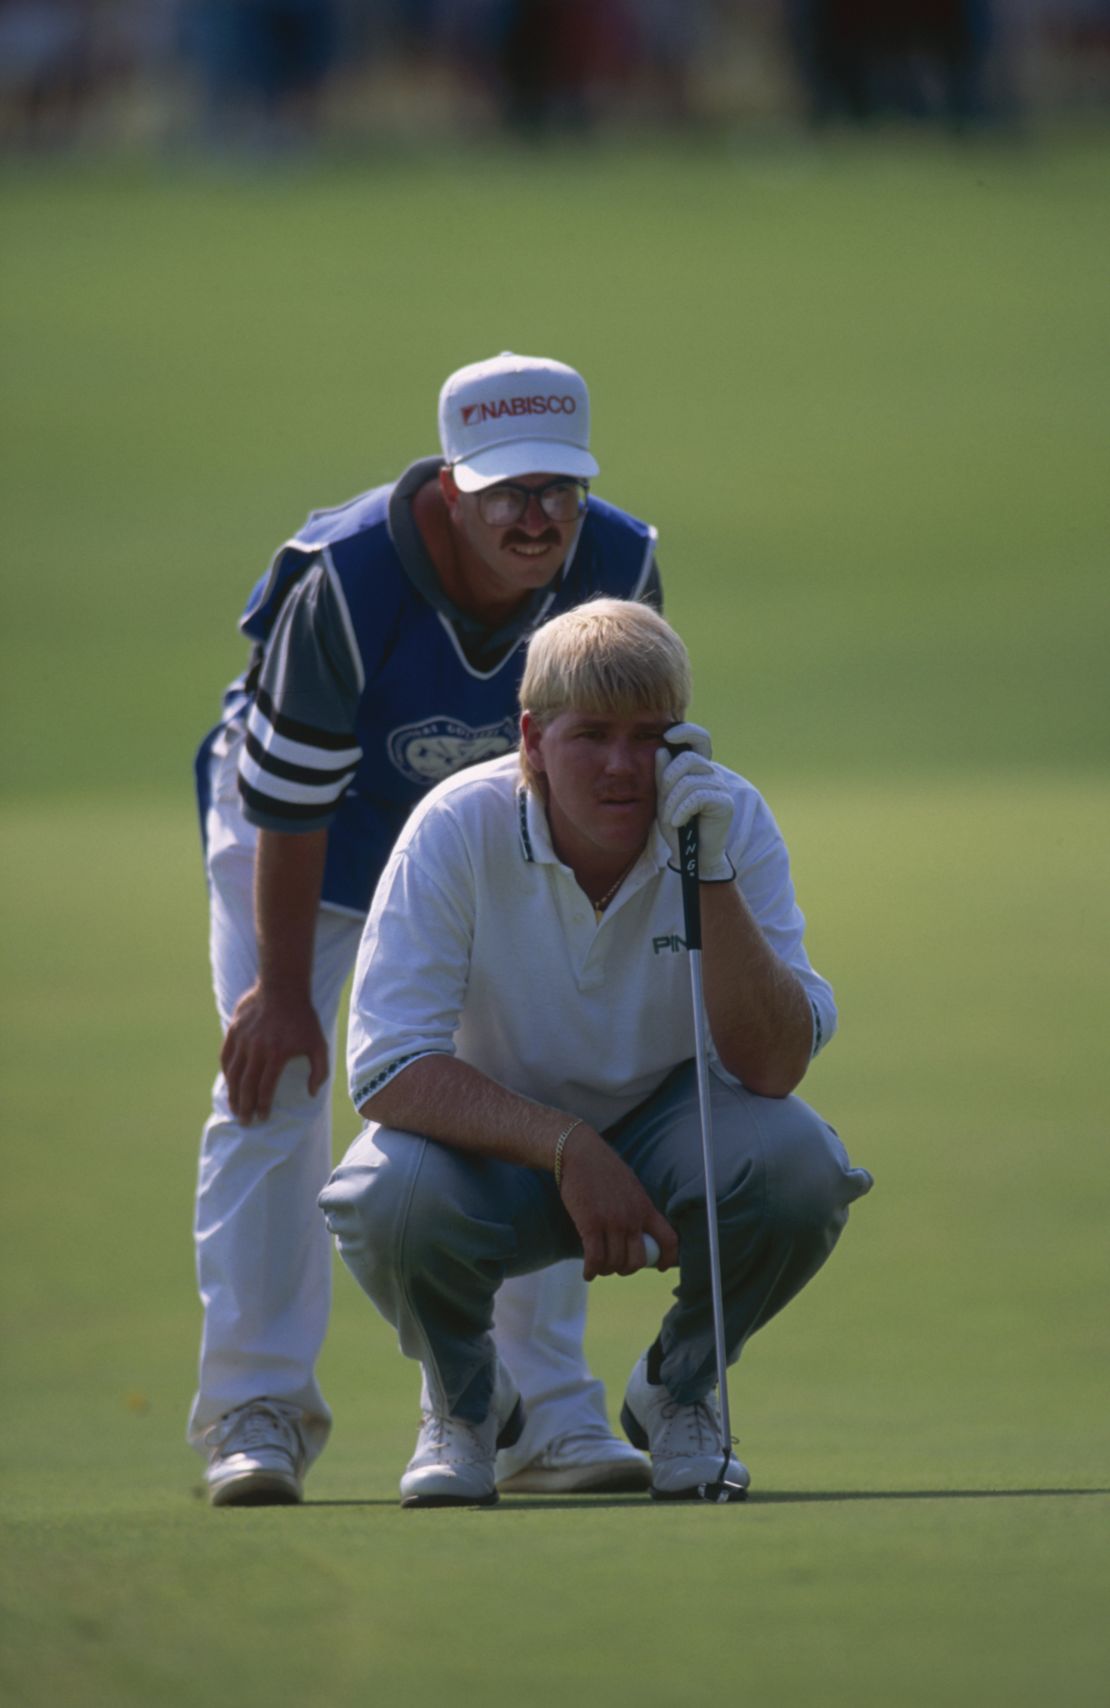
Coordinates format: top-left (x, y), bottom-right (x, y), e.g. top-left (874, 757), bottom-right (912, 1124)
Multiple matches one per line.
top-left (655, 722), bottom-right (736, 881)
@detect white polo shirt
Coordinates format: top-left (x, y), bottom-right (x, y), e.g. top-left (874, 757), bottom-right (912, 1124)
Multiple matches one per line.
top-left (347, 753), bottom-right (836, 1134)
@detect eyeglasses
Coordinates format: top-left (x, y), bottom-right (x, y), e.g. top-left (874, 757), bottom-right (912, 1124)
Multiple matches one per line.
top-left (476, 478), bottom-right (589, 527)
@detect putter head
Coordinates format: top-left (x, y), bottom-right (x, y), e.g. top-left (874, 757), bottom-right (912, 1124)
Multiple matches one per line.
top-left (697, 1478), bottom-right (747, 1504)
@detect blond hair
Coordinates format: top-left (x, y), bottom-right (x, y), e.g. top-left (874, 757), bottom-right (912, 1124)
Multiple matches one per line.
top-left (519, 599), bottom-right (691, 788)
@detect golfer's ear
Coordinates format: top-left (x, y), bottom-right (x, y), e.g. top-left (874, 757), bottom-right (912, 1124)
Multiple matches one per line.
top-left (439, 466), bottom-right (461, 508)
top-left (521, 711), bottom-right (545, 773)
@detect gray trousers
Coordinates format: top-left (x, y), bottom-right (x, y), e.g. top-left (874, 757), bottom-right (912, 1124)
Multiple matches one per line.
top-left (319, 1063), bottom-right (873, 1424)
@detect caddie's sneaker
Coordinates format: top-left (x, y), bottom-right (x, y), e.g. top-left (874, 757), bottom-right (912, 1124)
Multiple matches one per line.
top-left (204, 1399), bottom-right (307, 1507)
top-left (497, 1427), bottom-right (650, 1494)
top-left (401, 1361), bottom-right (524, 1509)
top-left (620, 1352), bottom-right (750, 1502)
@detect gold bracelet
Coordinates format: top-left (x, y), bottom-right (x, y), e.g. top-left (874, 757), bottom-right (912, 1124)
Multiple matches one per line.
top-left (553, 1117), bottom-right (583, 1190)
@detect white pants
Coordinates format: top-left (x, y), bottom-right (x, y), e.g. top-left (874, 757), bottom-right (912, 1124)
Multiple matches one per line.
top-left (189, 736), bottom-right (608, 1471)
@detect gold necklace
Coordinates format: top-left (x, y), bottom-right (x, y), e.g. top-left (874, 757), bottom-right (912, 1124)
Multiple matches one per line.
top-left (591, 855), bottom-right (639, 922)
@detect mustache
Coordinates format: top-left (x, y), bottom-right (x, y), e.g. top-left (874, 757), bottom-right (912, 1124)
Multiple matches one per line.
top-left (503, 528), bottom-right (561, 548)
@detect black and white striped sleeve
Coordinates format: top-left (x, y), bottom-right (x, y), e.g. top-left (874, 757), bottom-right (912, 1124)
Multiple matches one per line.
top-left (238, 556), bottom-right (364, 833)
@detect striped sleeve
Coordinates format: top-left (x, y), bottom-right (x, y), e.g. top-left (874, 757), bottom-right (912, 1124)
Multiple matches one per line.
top-left (238, 556), bottom-right (363, 833)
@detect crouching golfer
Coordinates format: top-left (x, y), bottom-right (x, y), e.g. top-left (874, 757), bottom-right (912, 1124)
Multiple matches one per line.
top-left (320, 599), bottom-right (872, 1505)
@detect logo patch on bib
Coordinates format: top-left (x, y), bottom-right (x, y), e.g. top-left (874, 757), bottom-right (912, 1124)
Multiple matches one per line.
top-left (387, 716), bottom-right (519, 784)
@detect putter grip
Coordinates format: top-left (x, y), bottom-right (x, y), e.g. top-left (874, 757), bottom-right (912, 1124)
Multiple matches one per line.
top-left (678, 818), bottom-right (701, 950)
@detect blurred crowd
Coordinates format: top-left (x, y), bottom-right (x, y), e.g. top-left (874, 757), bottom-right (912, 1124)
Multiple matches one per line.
top-left (1, 0), bottom-right (1108, 150)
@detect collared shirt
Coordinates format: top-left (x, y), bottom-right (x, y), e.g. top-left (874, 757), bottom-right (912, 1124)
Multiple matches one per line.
top-left (347, 753), bottom-right (836, 1131)
top-left (238, 458), bottom-right (578, 831)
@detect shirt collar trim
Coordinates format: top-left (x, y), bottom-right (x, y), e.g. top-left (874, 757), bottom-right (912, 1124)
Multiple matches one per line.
top-left (516, 784), bottom-right (672, 877)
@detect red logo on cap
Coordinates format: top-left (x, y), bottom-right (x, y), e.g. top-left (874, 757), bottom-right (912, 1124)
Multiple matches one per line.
top-left (461, 395), bottom-right (577, 427)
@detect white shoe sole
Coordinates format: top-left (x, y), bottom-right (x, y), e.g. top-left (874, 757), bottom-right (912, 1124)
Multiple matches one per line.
top-left (208, 1469), bottom-right (303, 1507)
top-left (400, 1487), bottom-right (501, 1509)
top-left (645, 1479), bottom-right (747, 1503)
top-left (497, 1458), bottom-right (651, 1495)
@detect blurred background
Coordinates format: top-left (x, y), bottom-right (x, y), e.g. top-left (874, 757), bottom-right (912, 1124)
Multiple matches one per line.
top-left (0, 0), bottom-right (1108, 154)
top-left (2, 5), bottom-right (1107, 1705)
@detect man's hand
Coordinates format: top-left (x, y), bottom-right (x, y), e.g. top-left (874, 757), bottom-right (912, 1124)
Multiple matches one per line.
top-left (655, 721), bottom-right (734, 880)
top-left (557, 1126), bottom-right (678, 1281)
top-left (221, 984), bottom-right (329, 1124)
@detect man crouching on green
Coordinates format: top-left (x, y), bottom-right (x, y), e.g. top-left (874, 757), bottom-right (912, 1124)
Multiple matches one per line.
top-left (320, 598), bottom-right (872, 1505)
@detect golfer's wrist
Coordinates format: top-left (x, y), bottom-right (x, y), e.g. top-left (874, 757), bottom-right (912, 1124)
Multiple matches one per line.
top-left (698, 852), bottom-right (736, 883)
top-left (665, 852), bottom-right (736, 883)
top-left (549, 1120), bottom-right (584, 1188)
top-left (549, 1113), bottom-right (601, 1195)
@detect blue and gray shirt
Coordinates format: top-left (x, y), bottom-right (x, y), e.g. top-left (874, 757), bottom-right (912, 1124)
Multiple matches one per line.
top-left (197, 458), bottom-right (661, 915)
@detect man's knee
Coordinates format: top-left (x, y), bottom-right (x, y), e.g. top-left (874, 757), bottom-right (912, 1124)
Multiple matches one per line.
top-left (756, 1097), bottom-right (868, 1236)
top-left (320, 1129), bottom-right (486, 1286)
top-left (267, 1057), bottom-right (332, 1118)
top-left (320, 1127), bottom-right (416, 1272)
top-left (207, 1064), bottom-right (330, 1165)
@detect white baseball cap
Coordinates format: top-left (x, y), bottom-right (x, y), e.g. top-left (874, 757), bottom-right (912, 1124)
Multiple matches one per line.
top-left (438, 352), bottom-right (600, 492)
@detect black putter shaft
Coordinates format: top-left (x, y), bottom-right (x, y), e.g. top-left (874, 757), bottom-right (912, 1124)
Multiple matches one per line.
top-left (678, 817), bottom-right (736, 1498)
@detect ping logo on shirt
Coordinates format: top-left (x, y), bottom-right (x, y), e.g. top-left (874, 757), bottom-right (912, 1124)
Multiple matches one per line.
top-left (387, 715), bottom-right (519, 784)
top-left (461, 396), bottom-right (577, 426)
top-left (653, 934), bottom-right (687, 955)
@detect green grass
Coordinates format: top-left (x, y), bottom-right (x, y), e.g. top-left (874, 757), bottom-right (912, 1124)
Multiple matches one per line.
top-left (1, 131), bottom-right (1108, 1706)
top-left (2, 136), bottom-right (1107, 796)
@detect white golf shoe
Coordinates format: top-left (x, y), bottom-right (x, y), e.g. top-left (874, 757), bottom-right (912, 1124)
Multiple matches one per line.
top-left (401, 1362), bottom-right (524, 1509)
top-left (497, 1427), bottom-right (650, 1494)
top-left (620, 1353), bottom-right (750, 1502)
top-left (204, 1398), bottom-right (307, 1507)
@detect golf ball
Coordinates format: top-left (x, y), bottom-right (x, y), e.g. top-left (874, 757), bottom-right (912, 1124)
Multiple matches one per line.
top-left (642, 1233), bottom-right (661, 1267)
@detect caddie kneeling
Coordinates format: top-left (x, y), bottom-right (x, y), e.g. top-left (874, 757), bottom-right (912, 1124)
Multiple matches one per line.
top-left (319, 599), bottom-right (872, 1506)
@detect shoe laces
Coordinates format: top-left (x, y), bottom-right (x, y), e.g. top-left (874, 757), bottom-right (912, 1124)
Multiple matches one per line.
top-left (657, 1392), bottom-right (725, 1456)
top-left (214, 1399), bottom-right (302, 1459)
top-left (414, 1410), bottom-right (489, 1466)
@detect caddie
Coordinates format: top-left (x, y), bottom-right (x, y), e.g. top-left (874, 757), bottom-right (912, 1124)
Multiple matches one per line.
top-left (192, 355), bottom-right (660, 1505)
top-left (319, 599), bottom-right (873, 1506)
